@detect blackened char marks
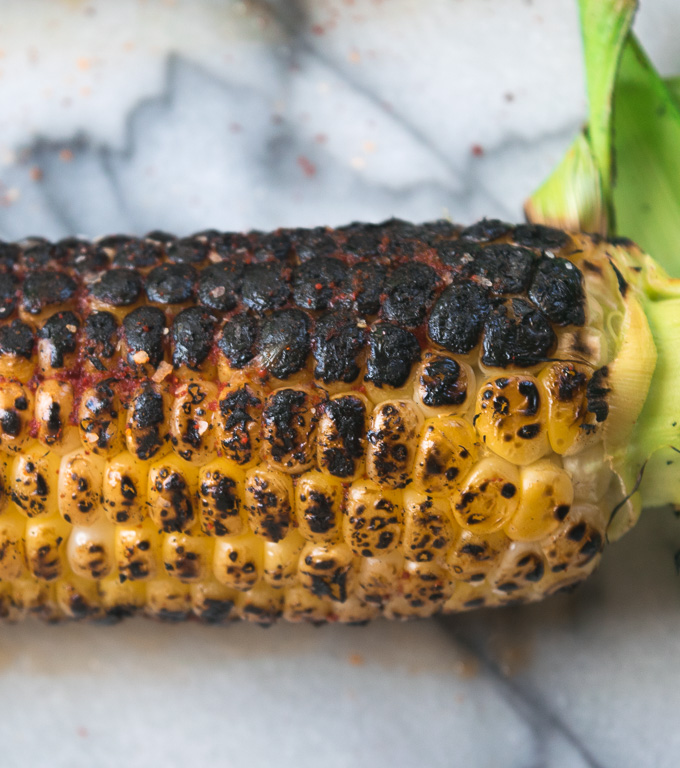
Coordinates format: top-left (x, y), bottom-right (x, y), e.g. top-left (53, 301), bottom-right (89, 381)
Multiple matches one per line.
top-left (83, 311), bottom-right (118, 370)
top-left (482, 299), bottom-right (556, 368)
top-left (288, 227), bottom-right (337, 262)
top-left (293, 257), bottom-right (348, 311)
top-left (586, 366), bottom-right (610, 423)
top-left (217, 313), bottom-right (258, 369)
top-left (251, 231), bottom-right (293, 263)
top-left (38, 311), bottom-right (80, 368)
top-left (22, 270), bottom-right (76, 314)
top-left (22, 243), bottom-right (53, 270)
top-left (55, 238), bottom-right (109, 273)
top-left (242, 263), bottom-right (290, 312)
top-left (0, 272), bottom-right (18, 319)
top-left (261, 388), bottom-right (307, 463)
top-left (197, 262), bottom-right (241, 312)
top-left (0, 320), bottom-right (34, 358)
top-left (122, 306), bottom-right (166, 367)
top-left (212, 232), bottom-right (251, 262)
top-left (313, 309), bottom-right (365, 383)
top-left (529, 257), bottom-right (585, 326)
top-left (145, 230), bottom-right (177, 246)
top-left (111, 240), bottom-right (161, 269)
top-left (90, 268), bottom-right (143, 306)
top-left (469, 244), bottom-right (536, 295)
top-left (418, 219), bottom-right (459, 245)
top-left (459, 218), bottom-right (512, 243)
top-left (365, 323), bottom-right (420, 389)
top-left (219, 386), bottom-right (261, 464)
top-left (98, 234), bottom-right (137, 250)
top-left (382, 263), bottom-right (440, 328)
top-left (352, 262), bottom-right (386, 315)
top-left (512, 224), bottom-right (569, 251)
top-left (340, 223), bottom-right (383, 259)
top-left (419, 356), bottom-right (467, 407)
top-left (436, 240), bottom-right (480, 276)
top-left (303, 491), bottom-right (336, 534)
top-left (428, 283), bottom-right (490, 354)
top-left (171, 307), bottom-right (216, 369)
top-left (322, 395), bottom-right (366, 477)
top-left (0, 242), bottom-right (21, 268)
top-left (131, 385), bottom-right (165, 459)
top-left (259, 309), bottom-right (310, 379)
top-left (166, 237), bottom-right (209, 265)
top-left (146, 263), bottom-right (196, 304)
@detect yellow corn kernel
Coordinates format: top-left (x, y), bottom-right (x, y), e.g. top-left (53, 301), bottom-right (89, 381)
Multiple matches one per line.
top-left (317, 393), bottom-right (369, 481)
top-left (295, 469), bottom-right (343, 542)
top-left (58, 449), bottom-right (106, 526)
top-left (384, 560), bottom-right (454, 619)
top-left (240, 582), bottom-right (284, 625)
top-left (197, 458), bottom-right (246, 537)
top-left (412, 416), bottom-right (478, 495)
top-left (538, 362), bottom-right (596, 455)
top-left (0, 510), bottom-right (26, 581)
top-left (260, 387), bottom-right (319, 474)
top-left (332, 595), bottom-right (379, 624)
top-left (366, 400), bottom-right (423, 488)
top-left (11, 442), bottom-right (62, 518)
top-left (0, 337), bottom-right (34, 382)
top-left (488, 543), bottom-right (547, 597)
top-left (35, 379), bottom-right (79, 453)
top-left (446, 529), bottom-right (510, 584)
top-left (355, 550), bottom-right (404, 607)
top-left (474, 375), bottom-right (550, 465)
top-left (102, 451), bottom-right (147, 525)
top-left (0, 382), bottom-right (33, 455)
top-left (299, 541), bottom-right (356, 602)
top-left (115, 522), bottom-right (159, 582)
top-left (147, 456), bottom-right (196, 533)
top-left (413, 352), bottom-right (475, 417)
top-left (451, 456), bottom-right (520, 533)
top-left (25, 515), bottom-right (69, 582)
top-left (169, 380), bottom-right (218, 464)
top-left (263, 529), bottom-right (305, 587)
top-left (125, 382), bottom-right (171, 461)
top-left (190, 580), bottom-right (237, 623)
top-left (78, 381), bottom-right (124, 456)
top-left (402, 489), bottom-right (457, 563)
top-left (215, 383), bottom-right (264, 467)
top-left (282, 585), bottom-right (331, 624)
top-left (505, 460), bottom-right (574, 541)
top-left (66, 519), bottom-right (114, 580)
top-left (542, 505), bottom-right (605, 575)
top-left (213, 533), bottom-right (262, 591)
top-left (161, 532), bottom-right (212, 582)
top-left (244, 466), bottom-right (294, 542)
top-left (345, 479), bottom-right (403, 557)
top-left (145, 579), bottom-right (191, 621)
top-left (99, 575), bottom-right (146, 619)
top-left (12, 579), bottom-right (57, 621)
top-left (56, 575), bottom-right (103, 620)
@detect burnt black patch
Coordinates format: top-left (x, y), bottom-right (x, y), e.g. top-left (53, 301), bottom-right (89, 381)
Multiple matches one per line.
top-left (262, 388), bottom-right (308, 462)
top-left (197, 262), bottom-right (241, 312)
top-left (251, 231), bottom-right (293, 263)
top-left (586, 366), bottom-right (610, 423)
top-left (146, 263), bottom-right (196, 304)
top-left (83, 311), bottom-right (118, 368)
top-left (0, 320), bottom-right (34, 358)
top-left (518, 379), bottom-right (540, 415)
top-left (427, 283), bottom-right (490, 354)
top-left (22, 270), bottom-right (76, 314)
top-left (512, 224), bottom-right (568, 251)
top-left (242, 263), bottom-right (290, 312)
top-left (0, 242), bottom-right (21, 268)
top-left (419, 219), bottom-right (459, 244)
top-left (482, 299), bottom-right (556, 368)
top-left (122, 306), bottom-right (166, 367)
top-left (293, 257), bottom-right (348, 311)
top-left (365, 322), bottom-right (420, 388)
top-left (321, 395), bottom-right (366, 477)
top-left (467, 244), bottom-right (536, 295)
top-left (133, 386), bottom-right (164, 429)
top-left (382, 262), bottom-right (440, 328)
top-left (90, 268), bottom-right (143, 306)
top-left (98, 234), bottom-right (136, 250)
top-left (289, 227), bottom-right (338, 262)
top-left (459, 218), bottom-right (512, 242)
top-left (304, 491), bottom-right (336, 534)
top-left (352, 262), bottom-right (387, 315)
top-left (171, 307), bottom-right (216, 369)
top-left (167, 238), bottom-right (209, 265)
top-left (144, 230), bottom-right (177, 246)
top-left (529, 257), bottom-right (585, 326)
top-left (419, 356), bottom-right (466, 407)
top-left (436, 240), bottom-right (481, 275)
top-left (111, 240), bottom-right (161, 269)
top-left (38, 311), bottom-right (79, 368)
top-left (608, 258), bottom-right (628, 297)
top-left (312, 309), bottom-right (365, 383)
top-left (0, 408), bottom-right (20, 437)
top-left (21, 243), bottom-right (54, 270)
top-left (0, 271), bottom-right (18, 319)
top-left (517, 424), bottom-right (541, 440)
top-left (217, 312), bottom-right (258, 369)
top-left (259, 308), bottom-right (310, 379)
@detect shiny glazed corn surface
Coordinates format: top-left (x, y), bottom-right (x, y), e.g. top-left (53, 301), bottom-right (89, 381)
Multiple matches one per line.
top-left (0, 219), bottom-right (626, 623)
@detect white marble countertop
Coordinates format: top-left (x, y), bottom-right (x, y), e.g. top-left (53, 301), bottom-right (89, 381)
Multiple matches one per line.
top-left (1, 1), bottom-right (680, 766)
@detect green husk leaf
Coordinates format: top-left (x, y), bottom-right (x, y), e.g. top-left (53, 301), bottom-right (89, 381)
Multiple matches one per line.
top-left (663, 76), bottom-right (680, 108)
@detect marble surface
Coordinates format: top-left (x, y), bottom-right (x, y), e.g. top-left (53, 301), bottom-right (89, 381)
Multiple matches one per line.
top-left (0, 1), bottom-right (679, 766)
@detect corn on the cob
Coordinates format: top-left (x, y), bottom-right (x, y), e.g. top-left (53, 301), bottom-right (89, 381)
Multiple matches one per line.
top-left (0, 218), bottom-right (669, 624)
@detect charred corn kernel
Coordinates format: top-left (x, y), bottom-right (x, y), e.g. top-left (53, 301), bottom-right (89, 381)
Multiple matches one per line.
top-left (282, 585), bottom-right (331, 624)
top-left (385, 560), bottom-right (454, 620)
top-left (0, 334), bottom-right (35, 383)
top-left (0, 382), bottom-right (33, 455)
top-left (213, 533), bottom-right (262, 591)
top-left (505, 460), bottom-right (574, 541)
top-left (317, 393), bottom-right (369, 481)
top-left (25, 516), bottom-right (69, 581)
top-left (115, 522), bottom-right (159, 582)
top-left (197, 458), bottom-right (246, 537)
top-left (190, 580), bottom-right (237, 623)
top-left (125, 382), bottom-right (171, 461)
top-left (413, 416), bottom-right (478, 495)
top-left (215, 383), bottom-right (264, 467)
top-left (345, 480), bottom-right (403, 557)
top-left (299, 541), bottom-right (355, 602)
top-left (260, 387), bottom-right (319, 474)
top-left (366, 400), bottom-right (423, 488)
top-left (539, 362), bottom-right (596, 455)
top-left (295, 469), bottom-right (343, 542)
top-left (78, 381), bottom-right (123, 456)
top-left (446, 529), bottom-right (510, 584)
top-left (263, 530), bottom-right (304, 587)
top-left (244, 466), bottom-right (294, 542)
top-left (414, 352), bottom-right (475, 417)
top-left (99, 575), bottom-right (146, 619)
top-left (542, 505), bottom-right (605, 575)
top-left (58, 450), bottom-right (105, 525)
top-left (451, 456), bottom-right (520, 533)
top-left (488, 544), bottom-right (547, 596)
top-left (145, 579), bottom-right (191, 621)
top-left (57, 575), bottom-right (103, 620)
top-left (240, 582), bottom-right (284, 625)
top-left (355, 551), bottom-right (404, 607)
top-left (66, 519), bottom-right (114, 580)
top-left (11, 443), bottom-right (62, 518)
top-left (474, 375), bottom-right (550, 465)
top-left (35, 380), bottom-right (78, 453)
top-left (169, 380), bottom-right (218, 464)
top-left (0, 510), bottom-right (26, 581)
top-left (162, 532), bottom-right (212, 582)
top-left (402, 489), bottom-right (457, 562)
top-left (102, 452), bottom-right (147, 525)
top-left (147, 456), bottom-right (196, 533)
